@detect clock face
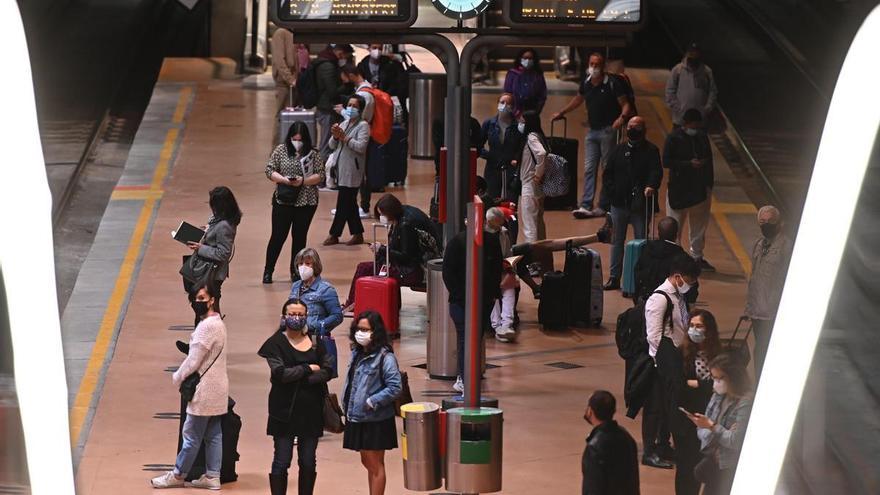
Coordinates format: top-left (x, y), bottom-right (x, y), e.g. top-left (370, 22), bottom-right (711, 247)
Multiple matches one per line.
top-left (431, 0), bottom-right (491, 19)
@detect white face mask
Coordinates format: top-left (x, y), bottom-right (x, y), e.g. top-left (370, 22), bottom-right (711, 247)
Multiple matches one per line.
top-left (684, 128), bottom-right (699, 137)
top-left (688, 327), bottom-right (706, 344)
top-left (713, 379), bottom-right (727, 395)
top-left (676, 276), bottom-right (692, 294)
top-left (379, 215), bottom-right (389, 225)
top-left (355, 330), bottom-right (372, 347)
top-left (298, 264), bottom-right (314, 281)
top-left (587, 66), bottom-right (599, 78)
top-left (520, 58), bottom-right (532, 69)
top-left (338, 58), bottom-right (346, 67)
top-left (497, 103), bottom-right (509, 114)
top-left (291, 140), bottom-right (303, 152)
top-left (370, 48), bottom-right (381, 59)
top-left (517, 122), bottom-right (526, 134)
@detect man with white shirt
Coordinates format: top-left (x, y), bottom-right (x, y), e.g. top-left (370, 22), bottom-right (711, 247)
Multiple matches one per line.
top-left (641, 254), bottom-right (701, 469)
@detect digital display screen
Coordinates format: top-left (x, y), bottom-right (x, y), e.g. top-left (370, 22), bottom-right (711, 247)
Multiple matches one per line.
top-left (282, 0), bottom-right (409, 20)
top-left (508, 0), bottom-right (641, 25)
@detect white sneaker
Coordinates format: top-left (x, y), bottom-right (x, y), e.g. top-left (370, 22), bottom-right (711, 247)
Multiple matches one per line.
top-left (453, 376), bottom-right (464, 393)
top-left (359, 207), bottom-right (371, 219)
top-left (495, 326), bottom-right (516, 343)
top-left (572, 206), bottom-right (591, 219)
top-left (188, 474), bottom-right (221, 490)
top-left (151, 471), bottom-right (184, 489)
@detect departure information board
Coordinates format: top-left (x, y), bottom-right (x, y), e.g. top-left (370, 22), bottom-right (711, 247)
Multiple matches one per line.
top-left (276, 0), bottom-right (416, 26)
top-left (504, 0), bottom-right (643, 27)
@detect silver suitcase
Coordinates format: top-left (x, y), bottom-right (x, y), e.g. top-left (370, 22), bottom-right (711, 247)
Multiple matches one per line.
top-left (278, 88), bottom-right (317, 144)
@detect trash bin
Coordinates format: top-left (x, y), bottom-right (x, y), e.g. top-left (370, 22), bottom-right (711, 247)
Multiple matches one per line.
top-left (445, 407), bottom-right (503, 493)
top-left (441, 396), bottom-right (499, 410)
top-left (408, 73), bottom-right (446, 159)
top-left (401, 402), bottom-right (442, 491)
top-left (427, 259), bottom-right (457, 379)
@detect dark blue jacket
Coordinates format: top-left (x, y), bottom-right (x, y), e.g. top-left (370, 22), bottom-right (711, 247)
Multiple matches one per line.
top-left (479, 116), bottom-right (523, 174)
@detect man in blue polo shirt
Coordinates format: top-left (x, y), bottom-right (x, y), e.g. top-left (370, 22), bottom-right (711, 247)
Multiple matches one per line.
top-left (553, 52), bottom-right (633, 220)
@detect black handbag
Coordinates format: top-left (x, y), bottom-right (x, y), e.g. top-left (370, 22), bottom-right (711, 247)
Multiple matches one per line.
top-left (180, 345), bottom-right (224, 402)
top-left (323, 390), bottom-right (346, 433)
top-left (275, 183), bottom-right (302, 204)
top-left (180, 253), bottom-right (218, 287)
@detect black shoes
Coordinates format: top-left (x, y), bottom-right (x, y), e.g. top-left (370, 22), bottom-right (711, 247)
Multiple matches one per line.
top-left (603, 278), bottom-right (620, 291)
top-left (596, 214), bottom-right (613, 243)
top-left (642, 453), bottom-right (674, 470)
top-left (262, 269), bottom-right (272, 284)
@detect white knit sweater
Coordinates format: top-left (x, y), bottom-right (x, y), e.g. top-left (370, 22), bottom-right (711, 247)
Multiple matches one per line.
top-left (172, 315), bottom-right (229, 416)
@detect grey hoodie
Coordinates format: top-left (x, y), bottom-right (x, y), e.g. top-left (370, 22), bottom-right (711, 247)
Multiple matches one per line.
top-left (665, 58), bottom-right (718, 125)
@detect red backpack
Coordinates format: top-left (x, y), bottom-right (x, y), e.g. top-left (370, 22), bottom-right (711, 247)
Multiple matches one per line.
top-left (361, 87), bottom-right (393, 144)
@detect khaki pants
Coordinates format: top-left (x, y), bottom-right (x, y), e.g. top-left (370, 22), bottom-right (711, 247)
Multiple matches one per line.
top-left (520, 194), bottom-right (546, 243)
top-left (275, 85), bottom-right (296, 113)
top-left (666, 193), bottom-right (712, 259)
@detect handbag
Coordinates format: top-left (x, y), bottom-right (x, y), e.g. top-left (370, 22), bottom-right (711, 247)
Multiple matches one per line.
top-left (724, 316), bottom-right (753, 365)
top-left (324, 149), bottom-right (339, 188)
top-left (530, 147), bottom-right (569, 198)
top-left (180, 253), bottom-right (218, 287)
top-left (179, 344), bottom-right (224, 402)
top-left (394, 371), bottom-right (413, 417)
top-left (276, 183), bottom-right (302, 204)
top-left (322, 390), bottom-right (346, 433)
top-left (317, 331), bottom-right (339, 379)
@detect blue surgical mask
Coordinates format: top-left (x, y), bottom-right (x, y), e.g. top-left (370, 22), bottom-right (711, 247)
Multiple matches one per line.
top-left (688, 327), bottom-right (706, 344)
top-left (517, 122), bottom-right (525, 134)
top-left (344, 106), bottom-right (360, 120)
top-left (498, 103), bottom-right (509, 114)
top-left (520, 58), bottom-right (532, 69)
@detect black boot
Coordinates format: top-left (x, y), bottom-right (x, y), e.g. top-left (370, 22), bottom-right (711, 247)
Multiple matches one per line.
top-left (263, 269), bottom-right (273, 284)
top-left (298, 470), bottom-right (316, 495)
top-left (269, 473), bottom-right (287, 495)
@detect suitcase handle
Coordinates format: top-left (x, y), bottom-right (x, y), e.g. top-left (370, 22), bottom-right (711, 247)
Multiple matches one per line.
top-left (373, 223), bottom-right (392, 277)
top-left (643, 194), bottom-right (655, 240)
top-left (550, 116), bottom-right (568, 140)
top-left (729, 315), bottom-right (753, 343)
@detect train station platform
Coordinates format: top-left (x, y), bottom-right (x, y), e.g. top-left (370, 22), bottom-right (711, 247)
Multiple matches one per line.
top-left (64, 55), bottom-right (764, 494)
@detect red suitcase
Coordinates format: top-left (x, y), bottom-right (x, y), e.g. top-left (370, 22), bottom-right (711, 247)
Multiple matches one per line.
top-left (354, 224), bottom-right (400, 335)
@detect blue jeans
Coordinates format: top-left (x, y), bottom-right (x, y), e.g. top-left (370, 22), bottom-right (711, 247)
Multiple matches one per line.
top-left (609, 205), bottom-right (647, 279)
top-left (582, 127), bottom-right (617, 209)
top-left (175, 414), bottom-right (222, 478)
top-left (272, 434), bottom-right (319, 475)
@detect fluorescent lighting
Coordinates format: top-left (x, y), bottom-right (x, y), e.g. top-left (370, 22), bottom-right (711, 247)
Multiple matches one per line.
top-left (731, 5), bottom-right (880, 494)
top-left (0, 3), bottom-right (76, 494)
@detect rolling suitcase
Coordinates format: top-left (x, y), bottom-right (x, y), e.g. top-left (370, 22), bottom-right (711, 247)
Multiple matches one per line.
top-left (278, 88), bottom-right (317, 145)
top-left (384, 124), bottom-right (408, 185)
top-left (544, 117), bottom-right (579, 211)
top-left (178, 396), bottom-right (241, 483)
top-left (564, 241), bottom-right (604, 327)
top-left (538, 271), bottom-right (569, 330)
top-left (354, 223), bottom-right (400, 334)
top-left (366, 140), bottom-right (387, 190)
top-left (621, 201), bottom-right (656, 297)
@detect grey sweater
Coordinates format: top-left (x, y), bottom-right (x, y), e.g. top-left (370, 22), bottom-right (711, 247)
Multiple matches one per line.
top-left (665, 59), bottom-right (718, 125)
top-left (197, 218), bottom-right (236, 281)
top-left (328, 118), bottom-right (370, 188)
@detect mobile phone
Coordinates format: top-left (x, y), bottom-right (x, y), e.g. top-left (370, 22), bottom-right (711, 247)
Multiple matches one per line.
top-left (678, 406), bottom-right (694, 417)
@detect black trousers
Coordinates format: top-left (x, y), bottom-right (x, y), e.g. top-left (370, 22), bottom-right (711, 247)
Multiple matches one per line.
top-left (271, 434), bottom-right (319, 475)
top-left (669, 408), bottom-right (702, 495)
top-left (642, 375), bottom-right (671, 456)
top-left (264, 202), bottom-right (318, 275)
top-left (329, 186), bottom-right (364, 237)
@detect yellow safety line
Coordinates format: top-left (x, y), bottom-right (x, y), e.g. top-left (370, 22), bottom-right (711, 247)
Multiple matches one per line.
top-left (110, 189), bottom-right (164, 201)
top-left (648, 95), bottom-right (753, 276)
top-left (69, 87), bottom-right (190, 446)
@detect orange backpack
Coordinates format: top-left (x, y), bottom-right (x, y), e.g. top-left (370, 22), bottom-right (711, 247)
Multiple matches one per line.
top-left (362, 87), bottom-right (393, 144)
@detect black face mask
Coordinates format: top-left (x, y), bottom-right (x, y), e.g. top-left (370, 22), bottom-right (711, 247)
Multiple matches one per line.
top-left (627, 128), bottom-right (645, 142)
top-left (687, 57), bottom-right (702, 69)
top-left (760, 223), bottom-right (779, 238)
top-left (191, 300), bottom-right (210, 317)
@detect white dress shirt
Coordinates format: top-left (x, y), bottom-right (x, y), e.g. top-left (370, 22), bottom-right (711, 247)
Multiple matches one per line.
top-left (645, 278), bottom-right (689, 358)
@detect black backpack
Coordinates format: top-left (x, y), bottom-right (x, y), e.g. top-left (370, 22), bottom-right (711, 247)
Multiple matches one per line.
top-left (609, 73), bottom-right (638, 117)
top-left (296, 59), bottom-right (330, 109)
top-left (615, 290), bottom-right (672, 360)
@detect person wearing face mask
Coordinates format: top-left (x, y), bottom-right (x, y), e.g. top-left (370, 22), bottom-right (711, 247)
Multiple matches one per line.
top-left (288, 248), bottom-right (343, 339)
top-left (324, 94), bottom-right (370, 246)
top-left (665, 43), bottom-right (718, 128)
top-left (744, 205), bottom-right (792, 382)
top-left (552, 52), bottom-right (634, 220)
top-left (503, 48), bottom-right (548, 116)
top-left (479, 93), bottom-right (525, 200)
top-left (257, 299), bottom-right (334, 495)
top-left (356, 44), bottom-right (406, 107)
top-left (581, 390), bottom-right (640, 495)
top-left (642, 254), bottom-right (701, 469)
top-left (341, 193), bottom-right (440, 312)
top-left (686, 354), bottom-right (753, 495)
top-left (338, 64), bottom-right (377, 219)
top-left (315, 44), bottom-right (354, 152)
top-left (601, 116), bottom-right (663, 290)
top-left (264, 122), bottom-right (326, 284)
top-left (342, 311), bottom-right (402, 495)
top-left (516, 110), bottom-right (550, 244)
top-left (152, 283), bottom-right (228, 490)
top-left (485, 207), bottom-right (518, 342)
top-left (663, 108), bottom-right (716, 273)
top-left (661, 309), bottom-right (721, 495)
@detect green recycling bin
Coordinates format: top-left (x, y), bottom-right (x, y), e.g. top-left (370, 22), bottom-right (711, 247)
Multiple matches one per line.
top-left (445, 407), bottom-right (503, 493)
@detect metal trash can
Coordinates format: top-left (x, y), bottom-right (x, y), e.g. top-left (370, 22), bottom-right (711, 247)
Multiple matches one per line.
top-left (445, 407), bottom-right (503, 493)
top-left (408, 73), bottom-right (446, 159)
top-left (427, 259), bottom-right (457, 379)
top-left (441, 396), bottom-right (499, 411)
top-left (401, 402), bottom-right (442, 491)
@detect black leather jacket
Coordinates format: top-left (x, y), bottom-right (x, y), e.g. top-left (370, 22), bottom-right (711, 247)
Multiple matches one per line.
top-left (582, 420), bottom-right (640, 495)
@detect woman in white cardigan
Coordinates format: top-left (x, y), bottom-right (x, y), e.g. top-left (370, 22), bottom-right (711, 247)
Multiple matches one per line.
top-left (516, 110), bottom-right (548, 243)
top-left (151, 282), bottom-right (229, 490)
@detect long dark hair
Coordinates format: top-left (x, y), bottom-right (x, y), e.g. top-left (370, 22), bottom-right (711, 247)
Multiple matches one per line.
top-left (709, 354), bottom-right (753, 398)
top-left (209, 186), bottom-right (242, 226)
top-left (513, 47), bottom-right (543, 73)
top-left (284, 121), bottom-right (314, 157)
top-left (373, 193), bottom-right (404, 222)
top-left (349, 310), bottom-right (391, 355)
top-left (517, 110), bottom-right (546, 158)
top-left (278, 298), bottom-right (308, 332)
top-left (683, 309), bottom-right (722, 377)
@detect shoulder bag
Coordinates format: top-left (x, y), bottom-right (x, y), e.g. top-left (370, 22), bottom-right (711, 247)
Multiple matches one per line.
top-left (180, 344), bottom-right (224, 402)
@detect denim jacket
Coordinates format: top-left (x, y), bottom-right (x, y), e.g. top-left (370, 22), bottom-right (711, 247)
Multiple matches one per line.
top-left (342, 347), bottom-right (402, 423)
top-left (697, 393), bottom-right (752, 470)
top-left (289, 276), bottom-right (343, 335)
top-left (479, 116), bottom-right (522, 172)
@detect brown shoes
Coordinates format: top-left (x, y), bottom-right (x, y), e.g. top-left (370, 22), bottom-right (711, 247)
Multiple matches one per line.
top-left (322, 235), bottom-right (339, 246)
top-left (346, 234), bottom-right (365, 245)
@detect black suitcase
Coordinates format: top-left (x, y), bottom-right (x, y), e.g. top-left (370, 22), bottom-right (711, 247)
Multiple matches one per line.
top-left (178, 396), bottom-right (242, 483)
top-left (538, 271), bottom-right (569, 330)
top-left (564, 242), bottom-right (604, 327)
top-left (544, 118), bottom-right (579, 211)
top-left (384, 124), bottom-right (408, 185)
top-left (366, 139), bottom-right (386, 190)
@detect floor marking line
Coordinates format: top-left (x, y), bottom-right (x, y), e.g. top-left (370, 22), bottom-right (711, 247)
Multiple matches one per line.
top-left (172, 86), bottom-right (193, 124)
top-left (150, 128), bottom-right (179, 191)
top-left (110, 189), bottom-right (164, 201)
top-left (712, 202), bottom-right (758, 214)
top-left (712, 209), bottom-right (753, 276)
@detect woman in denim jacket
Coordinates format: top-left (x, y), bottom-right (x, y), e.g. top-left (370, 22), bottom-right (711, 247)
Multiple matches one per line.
top-left (288, 248), bottom-right (343, 335)
top-left (342, 311), bottom-right (402, 495)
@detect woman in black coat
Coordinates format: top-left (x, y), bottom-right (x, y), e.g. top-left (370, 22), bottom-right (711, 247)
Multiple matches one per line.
top-left (258, 298), bottom-right (334, 495)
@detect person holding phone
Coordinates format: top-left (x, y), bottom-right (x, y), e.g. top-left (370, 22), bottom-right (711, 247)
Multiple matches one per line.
top-left (264, 121), bottom-right (325, 284)
top-left (685, 354), bottom-right (753, 495)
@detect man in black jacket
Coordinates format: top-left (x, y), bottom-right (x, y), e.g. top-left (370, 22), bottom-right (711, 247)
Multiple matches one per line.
top-left (582, 390), bottom-right (640, 495)
top-left (357, 44), bottom-right (406, 103)
top-left (633, 216), bottom-right (699, 304)
top-left (663, 108), bottom-right (715, 272)
top-left (601, 116), bottom-right (663, 290)
top-left (442, 225), bottom-right (502, 393)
